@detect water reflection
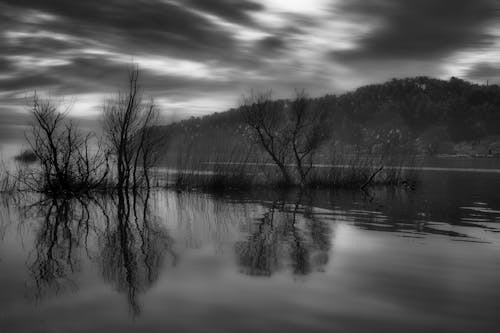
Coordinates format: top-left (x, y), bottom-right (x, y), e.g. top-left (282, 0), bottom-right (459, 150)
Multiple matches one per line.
top-left (25, 197), bottom-right (91, 299)
top-left (98, 191), bottom-right (176, 316)
top-left (21, 190), bottom-right (335, 311)
top-left (0, 174), bottom-right (498, 330)
top-left (236, 195), bottom-right (332, 277)
top-left (21, 184), bottom-right (498, 308)
top-left (226, 184), bottom-right (499, 242)
top-left (22, 191), bottom-right (176, 315)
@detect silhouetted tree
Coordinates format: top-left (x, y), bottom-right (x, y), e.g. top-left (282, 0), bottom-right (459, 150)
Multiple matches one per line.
top-left (103, 66), bottom-right (160, 191)
top-left (289, 90), bottom-right (329, 186)
top-left (241, 90), bottom-right (292, 184)
top-left (241, 90), bottom-right (329, 186)
top-left (25, 94), bottom-right (109, 194)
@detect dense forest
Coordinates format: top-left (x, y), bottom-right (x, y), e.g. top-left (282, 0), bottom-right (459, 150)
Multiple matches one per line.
top-left (155, 76), bottom-right (500, 163)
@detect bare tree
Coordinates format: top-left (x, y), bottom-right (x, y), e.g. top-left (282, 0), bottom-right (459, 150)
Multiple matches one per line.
top-left (241, 90), bottom-right (330, 186)
top-left (102, 66), bottom-right (160, 191)
top-left (241, 90), bottom-right (292, 185)
top-left (289, 90), bottom-right (329, 186)
top-left (25, 94), bottom-right (109, 194)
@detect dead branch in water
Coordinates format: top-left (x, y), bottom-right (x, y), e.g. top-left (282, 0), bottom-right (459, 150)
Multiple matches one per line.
top-left (360, 165), bottom-right (384, 190)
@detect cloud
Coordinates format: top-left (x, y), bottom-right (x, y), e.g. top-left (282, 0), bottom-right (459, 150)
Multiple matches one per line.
top-left (0, 0), bottom-right (241, 62)
top-left (0, 73), bottom-right (60, 91)
top-left (186, 0), bottom-right (264, 25)
top-left (0, 58), bottom-right (14, 72)
top-left (255, 36), bottom-right (287, 54)
top-left (0, 0), bottom-right (268, 130)
top-left (0, 106), bottom-right (29, 142)
top-left (465, 63), bottom-right (500, 83)
top-left (332, 0), bottom-right (500, 62)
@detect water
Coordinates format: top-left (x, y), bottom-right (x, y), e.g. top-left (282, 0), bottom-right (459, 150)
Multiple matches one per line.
top-left (0, 170), bottom-right (499, 332)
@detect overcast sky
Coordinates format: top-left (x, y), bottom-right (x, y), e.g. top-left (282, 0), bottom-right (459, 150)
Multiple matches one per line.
top-left (1, 0), bottom-right (500, 136)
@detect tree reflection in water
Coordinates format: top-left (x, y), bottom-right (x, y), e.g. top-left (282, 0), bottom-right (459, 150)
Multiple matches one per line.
top-left (26, 196), bottom-right (91, 299)
top-left (98, 190), bottom-right (176, 316)
top-left (19, 189), bottom-right (334, 316)
top-left (23, 190), bottom-right (176, 316)
top-left (235, 193), bottom-right (332, 277)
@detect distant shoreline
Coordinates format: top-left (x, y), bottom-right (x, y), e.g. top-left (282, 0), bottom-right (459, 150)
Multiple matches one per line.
top-left (194, 162), bottom-right (500, 174)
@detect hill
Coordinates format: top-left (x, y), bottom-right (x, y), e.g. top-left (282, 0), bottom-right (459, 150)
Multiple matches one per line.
top-left (154, 76), bottom-right (500, 161)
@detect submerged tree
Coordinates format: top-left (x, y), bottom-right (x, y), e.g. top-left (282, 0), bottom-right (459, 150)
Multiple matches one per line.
top-left (289, 90), bottom-right (330, 186)
top-left (24, 94), bottom-right (109, 194)
top-left (103, 66), bottom-right (160, 191)
top-left (241, 90), bottom-right (292, 184)
top-left (241, 90), bottom-right (330, 186)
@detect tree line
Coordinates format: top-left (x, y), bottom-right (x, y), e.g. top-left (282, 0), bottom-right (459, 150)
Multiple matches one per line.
top-left (161, 76), bottom-right (500, 156)
top-left (15, 73), bottom-right (492, 192)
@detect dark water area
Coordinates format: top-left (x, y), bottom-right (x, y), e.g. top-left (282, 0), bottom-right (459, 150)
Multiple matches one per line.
top-left (0, 170), bottom-right (499, 332)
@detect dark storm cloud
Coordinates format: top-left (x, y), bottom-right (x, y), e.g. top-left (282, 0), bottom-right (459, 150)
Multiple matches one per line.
top-left (333, 0), bottom-right (500, 62)
top-left (46, 56), bottom-right (236, 95)
top-left (0, 58), bottom-right (14, 72)
top-left (466, 63), bottom-right (500, 82)
top-left (256, 36), bottom-right (287, 54)
top-left (0, 74), bottom-right (60, 91)
top-left (0, 36), bottom-right (82, 60)
top-left (0, 55), bottom-right (130, 94)
top-left (251, 13), bottom-right (320, 58)
top-left (0, 107), bottom-right (28, 127)
top-left (0, 107), bottom-right (29, 141)
top-left (0, 55), bottom-right (235, 97)
top-left (0, 0), bottom-right (240, 61)
top-left (49, 57), bottom-right (140, 91)
top-left (0, 0), bottom-right (268, 131)
top-left (186, 0), bottom-right (264, 25)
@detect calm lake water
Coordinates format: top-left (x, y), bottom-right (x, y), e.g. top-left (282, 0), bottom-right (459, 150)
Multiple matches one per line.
top-left (0, 168), bottom-right (499, 332)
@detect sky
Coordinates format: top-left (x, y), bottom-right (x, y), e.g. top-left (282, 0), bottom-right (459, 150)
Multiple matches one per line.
top-left (1, 0), bottom-right (500, 140)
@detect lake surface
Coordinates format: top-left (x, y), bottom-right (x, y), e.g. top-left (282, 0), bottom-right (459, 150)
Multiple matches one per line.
top-left (0, 170), bottom-right (499, 332)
